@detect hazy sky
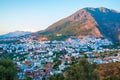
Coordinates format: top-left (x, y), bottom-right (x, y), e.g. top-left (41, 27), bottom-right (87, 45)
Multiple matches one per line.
top-left (0, 0), bottom-right (120, 34)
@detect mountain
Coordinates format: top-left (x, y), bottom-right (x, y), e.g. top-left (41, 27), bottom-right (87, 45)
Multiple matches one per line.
top-left (37, 7), bottom-right (120, 41)
top-left (0, 31), bottom-right (32, 38)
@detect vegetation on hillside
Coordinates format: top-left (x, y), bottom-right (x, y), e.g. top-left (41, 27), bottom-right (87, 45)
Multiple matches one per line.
top-left (49, 58), bottom-right (99, 80)
top-left (65, 58), bottom-right (99, 80)
top-left (49, 58), bottom-right (120, 80)
top-left (97, 62), bottom-right (120, 80)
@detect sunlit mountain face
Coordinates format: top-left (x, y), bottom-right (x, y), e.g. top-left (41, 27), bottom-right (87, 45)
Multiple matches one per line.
top-left (36, 7), bottom-right (120, 42)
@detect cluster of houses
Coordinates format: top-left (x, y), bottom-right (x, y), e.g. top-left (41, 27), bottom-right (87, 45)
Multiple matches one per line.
top-left (1, 37), bottom-right (120, 80)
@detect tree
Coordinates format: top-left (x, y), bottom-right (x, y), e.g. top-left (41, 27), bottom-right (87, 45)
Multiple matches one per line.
top-left (53, 60), bottom-right (62, 70)
top-left (71, 57), bottom-right (77, 64)
top-left (0, 59), bottom-right (17, 80)
top-left (65, 58), bottom-right (99, 80)
top-left (49, 74), bottom-right (64, 80)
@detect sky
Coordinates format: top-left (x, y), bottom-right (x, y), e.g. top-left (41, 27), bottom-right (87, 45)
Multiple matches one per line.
top-left (0, 0), bottom-right (120, 34)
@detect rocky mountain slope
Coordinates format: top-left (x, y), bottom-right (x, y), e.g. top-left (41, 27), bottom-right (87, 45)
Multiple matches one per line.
top-left (37, 7), bottom-right (120, 41)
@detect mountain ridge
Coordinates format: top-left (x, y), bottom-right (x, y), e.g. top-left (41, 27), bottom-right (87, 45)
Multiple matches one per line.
top-left (35, 7), bottom-right (120, 42)
top-left (0, 31), bottom-right (32, 38)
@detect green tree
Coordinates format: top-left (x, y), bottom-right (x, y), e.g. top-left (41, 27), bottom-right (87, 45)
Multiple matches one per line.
top-left (53, 60), bottom-right (62, 69)
top-left (71, 57), bottom-right (77, 64)
top-left (0, 59), bottom-right (17, 80)
top-left (65, 58), bottom-right (99, 80)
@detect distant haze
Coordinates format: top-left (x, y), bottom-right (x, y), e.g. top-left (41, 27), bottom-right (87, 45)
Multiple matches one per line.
top-left (0, 0), bottom-right (120, 34)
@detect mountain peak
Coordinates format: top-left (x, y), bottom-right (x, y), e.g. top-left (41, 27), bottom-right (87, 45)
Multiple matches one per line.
top-left (83, 7), bottom-right (95, 11)
top-left (81, 7), bottom-right (120, 13)
top-left (82, 7), bottom-right (111, 13)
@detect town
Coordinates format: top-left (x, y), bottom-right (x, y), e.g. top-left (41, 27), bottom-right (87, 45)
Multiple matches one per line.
top-left (0, 37), bottom-right (120, 80)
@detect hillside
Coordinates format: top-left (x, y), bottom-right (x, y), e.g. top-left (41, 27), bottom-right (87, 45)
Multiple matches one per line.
top-left (97, 62), bottom-right (120, 80)
top-left (36, 7), bottom-right (120, 41)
